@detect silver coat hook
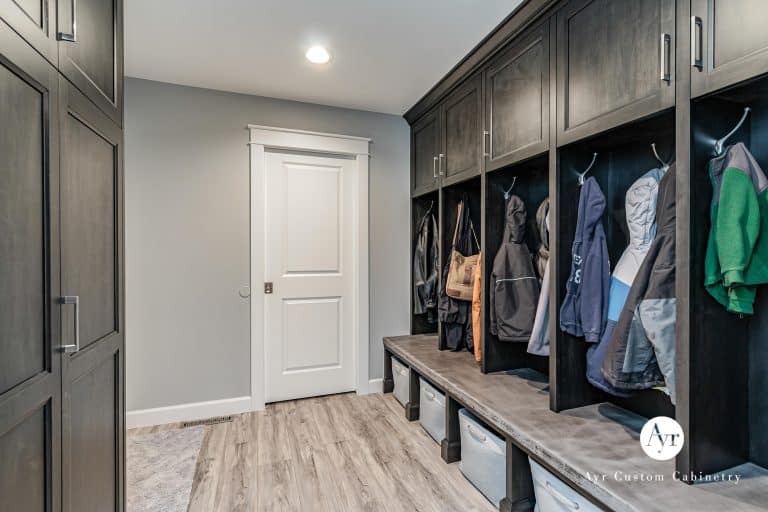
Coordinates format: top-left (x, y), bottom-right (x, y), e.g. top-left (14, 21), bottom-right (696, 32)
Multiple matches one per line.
top-left (577, 153), bottom-right (598, 186)
top-left (714, 107), bottom-right (751, 156)
top-left (651, 143), bottom-right (672, 171)
top-left (503, 177), bottom-right (517, 199)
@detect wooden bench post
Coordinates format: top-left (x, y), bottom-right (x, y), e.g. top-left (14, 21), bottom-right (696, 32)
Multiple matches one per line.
top-left (405, 367), bottom-right (420, 421)
top-left (499, 438), bottom-right (535, 512)
top-left (383, 349), bottom-right (394, 393)
top-left (441, 394), bottom-right (461, 463)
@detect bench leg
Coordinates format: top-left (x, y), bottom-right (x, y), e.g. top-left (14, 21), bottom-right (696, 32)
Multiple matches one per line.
top-left (441, 395), bottom-right (461, 463)
top-left (405, 367), bottom-right (420, 421)
top-left (383, 350), bottom-right (394, 393)
top-left (499, 439), bottom-right (535, 512)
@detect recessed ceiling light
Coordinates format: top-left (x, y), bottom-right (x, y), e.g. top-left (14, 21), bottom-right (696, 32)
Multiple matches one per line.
top-left (306, 45), bottom-right (331, 64)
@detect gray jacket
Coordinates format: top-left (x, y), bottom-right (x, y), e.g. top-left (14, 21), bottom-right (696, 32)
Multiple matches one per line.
top-left (528, 199), bottom-right (550, 356)
top-left (490, 195), bottom-right (540, 342)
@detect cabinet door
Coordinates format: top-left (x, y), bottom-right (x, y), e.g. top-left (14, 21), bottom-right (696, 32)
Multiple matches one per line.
top-left (57, 0), bottom-right (123, 125)
top-left (485, 19), bottom-right (550, 172)
top-left (557, 0), bottom-right (675, 144)
top-left (412, 108), bottom-right (441, 197)
top-left (0, 24), bottom-right (61, 512)
top-left (691, 0), bottom-right (768, 98)
top-left (60, 80), bottom-right (124, 512)
top-left (440, 74), bottom-right (482, 186)
top-left (0, 0), bottom-right (57, 62)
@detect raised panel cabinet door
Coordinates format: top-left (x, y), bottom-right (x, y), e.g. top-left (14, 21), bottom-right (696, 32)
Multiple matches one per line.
top-left (440, 74), bottom-right (482, 186)
top-left (57, 0), bottom-right (123, 125)
top-left (0, 0), bottom-right (57, 62)
top-left (0, 23), bottom-right (61, 512)
top-left (485, 19), bottom-right (550, 172)
top-left (59, 79), bottom-right (124, 512)
top-left (557, 0), bottom-right (675, 145)
top-left (412, 108), bottom-right (441, 197)
top-left (691, 0), bottom-right (768, 97)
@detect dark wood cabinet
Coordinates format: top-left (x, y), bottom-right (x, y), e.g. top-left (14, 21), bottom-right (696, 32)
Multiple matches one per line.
top-left (0, 0), bottom-right (58, 62)
top-left (0, 22), bottom-right (61, 512)
top-left (440, 74), bottom-right (483, 186)
top-left (57, 0), bottom-right (123, 125)
top-left (59, 78), bottom-right (124, 512)
top-left (556, 0), bottom-right (675, 144)
top-left (484, 19), bottom-right (550, 171)
top-left (412, 107), bottom-right (441, 196)
top-left (691, 0), bottom-right (768, 98)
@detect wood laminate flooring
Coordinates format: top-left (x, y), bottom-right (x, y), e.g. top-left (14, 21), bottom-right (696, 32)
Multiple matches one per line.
top-left (129, 392), bottom-right (496, 512)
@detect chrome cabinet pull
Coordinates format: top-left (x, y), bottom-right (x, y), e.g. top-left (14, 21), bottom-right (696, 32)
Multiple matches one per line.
top-left (438, 153), bottom-right (445, 176)
top-left (57, 0), bottom-right (77, 42)
top-left (660, 33), bottom-right (671, 82)
top-left (60, 296), bottom-right (80, 353)
top-left (691, 16), bottom-right (703, 69)
top-left (433, 156), bottom-right (438, 178)
top-left (483, 130), bottom-right (490, 157)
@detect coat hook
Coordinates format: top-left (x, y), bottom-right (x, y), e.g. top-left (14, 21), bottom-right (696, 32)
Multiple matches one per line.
top-left (651, 143), bottom-right (672, 171)
top-left (503, 177), bottom-right (517, 199)
top-left (577, 153), bottom-right (598, 186)
top-left (714, 107), bottom-right (751, 156)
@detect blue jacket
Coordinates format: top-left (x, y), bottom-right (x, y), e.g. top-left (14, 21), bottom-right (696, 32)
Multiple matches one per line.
top-left (559, 177), bottom-right (610, 343)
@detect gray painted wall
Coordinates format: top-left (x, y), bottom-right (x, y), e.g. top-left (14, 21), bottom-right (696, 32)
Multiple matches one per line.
top-left (125, 78), bottom-right (410, 411)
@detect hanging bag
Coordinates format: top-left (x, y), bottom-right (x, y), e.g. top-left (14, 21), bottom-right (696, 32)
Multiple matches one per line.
top-left (446, 201), bottom-right (481, 301)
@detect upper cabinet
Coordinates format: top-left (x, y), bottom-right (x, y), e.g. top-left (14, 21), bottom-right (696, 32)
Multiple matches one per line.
top-left (691, 0), bottom-right (768, 98)
top-left (57, 0), bottom-right (123, 125)
top-left (484, 19), bottom-right (550, 172)
top-left (556, 0), bottom-right (675, 145)
top-left (0, 0), bottom-right (58, 62)
top-left (440, 74), bottom-right (483, 187)
top-left (412, 107), bottom-right (441, 197)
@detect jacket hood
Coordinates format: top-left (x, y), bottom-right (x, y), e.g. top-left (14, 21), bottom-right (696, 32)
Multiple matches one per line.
top-left (625, 168), bottom-right (664, 252)
top-left (656, 163), bottom-right (676, 233)
top-left (577, 177), bottom-right (606, 239)
top-left (503, 194), bottom-right (527, 243)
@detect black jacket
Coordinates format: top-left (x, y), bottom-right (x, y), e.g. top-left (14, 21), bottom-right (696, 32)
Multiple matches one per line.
top-left (413, 209), bottom-right (438, 323)
top-left (490, 195), bottom-right (540, 342)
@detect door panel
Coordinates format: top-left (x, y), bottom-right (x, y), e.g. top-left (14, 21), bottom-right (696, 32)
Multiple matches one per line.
top-left (691, 0), bottom-right (768, 97)
top-left (485, 20), bottom-right (550, 171)
top-left (0, 0), bottom-right (57, 62)
top-left (265, 151), bottom-right (355, 403)
top-left (412, 108), bottom-right (440, 196)
top-left (57, 0), bottom-right (122, 125)
top-left (557, 0), bottom-right (675, 144)
top-left (0, 22), bottom-right (60, 512)
top-left (441, 74), bottom-right (482, 186)
top-left (60, 79), bottom-right (124, 512)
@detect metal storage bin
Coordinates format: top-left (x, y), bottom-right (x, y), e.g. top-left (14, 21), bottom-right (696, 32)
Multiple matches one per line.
top-left (391, 356), bottom-right (409, 406)
top-left (530, 457), bottom-right (600, 512)
top-left (418, 377), bottom-right (445, 442)
top-left (458, 408), bottom-right (506, 506)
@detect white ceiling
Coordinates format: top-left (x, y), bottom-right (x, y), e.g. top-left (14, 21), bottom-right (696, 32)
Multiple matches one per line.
top-left (125, 0), bottom-right (523, 115)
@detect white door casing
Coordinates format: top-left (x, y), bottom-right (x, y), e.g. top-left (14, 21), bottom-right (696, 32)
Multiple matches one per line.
top-left (264, 152), bottom-right (355, 402)
top-left (248, 125), bottom-right (370, 409)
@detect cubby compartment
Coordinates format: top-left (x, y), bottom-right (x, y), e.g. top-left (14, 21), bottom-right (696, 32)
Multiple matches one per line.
top-left (684, 76), bottom-right (768, 476)
top-left (483, 154), bottom-right (550, 374)
top-left (411, 191), bottom-right (440, 335)
top-left (553, 111), bottom-right (676, 420)
top-left (439, 177), bottom-right (482, 352)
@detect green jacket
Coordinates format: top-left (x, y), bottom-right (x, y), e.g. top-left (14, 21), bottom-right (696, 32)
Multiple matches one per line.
top-left (705, 143), bottom-right (768, 315)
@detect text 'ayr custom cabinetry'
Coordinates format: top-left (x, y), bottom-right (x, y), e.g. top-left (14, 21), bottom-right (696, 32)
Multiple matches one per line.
top-left (0, 1), bottom-right (125, 511)
top-left (401, 0), bottom-right (768, 510)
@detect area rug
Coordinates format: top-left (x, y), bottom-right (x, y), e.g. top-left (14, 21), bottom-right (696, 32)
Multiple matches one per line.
top-left (127, 425), bottom-right (205, 512)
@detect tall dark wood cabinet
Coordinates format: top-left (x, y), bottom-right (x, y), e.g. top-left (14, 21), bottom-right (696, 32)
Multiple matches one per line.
top-left (440, 74), bottom-right (483, 186)
top-left (0, 0), bottom-right (124, 508)
top-left (690, 0), bottom-right (768, 98)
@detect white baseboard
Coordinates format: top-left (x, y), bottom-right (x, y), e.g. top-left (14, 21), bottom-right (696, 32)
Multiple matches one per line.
top-left (367, 378), bottom-right (383, 394)
top-left (126, 395), bottom-right (252, 429)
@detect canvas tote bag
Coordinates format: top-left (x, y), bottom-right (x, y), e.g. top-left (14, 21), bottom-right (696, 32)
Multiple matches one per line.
top-left (446, 201), bottom-right (480, 301)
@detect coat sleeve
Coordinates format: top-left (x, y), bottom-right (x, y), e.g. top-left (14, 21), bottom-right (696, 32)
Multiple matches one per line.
top-left (716, 167), bottom-right (760, 289)
top-left (580, 229), bottom-right (609, 343)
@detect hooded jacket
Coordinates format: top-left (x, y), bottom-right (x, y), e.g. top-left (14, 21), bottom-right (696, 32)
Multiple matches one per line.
top-left (586, 168), bottom-right (665, 396)
top-left (559, 177), bottom-right (610, 343)
top-left (490, 195), bottom-right (540, 342)
top-left (705, 143), bottom-right (768, 315)
top-left (602, 166), bottom-right (675, 400)
top-left (413, 208), bottom-right (439, 322)
top-left (528, 199), bottom-right (550, 356)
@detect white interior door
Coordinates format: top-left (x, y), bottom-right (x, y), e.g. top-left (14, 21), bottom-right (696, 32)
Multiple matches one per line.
top-left (264, 150), bottom-right (356, 403)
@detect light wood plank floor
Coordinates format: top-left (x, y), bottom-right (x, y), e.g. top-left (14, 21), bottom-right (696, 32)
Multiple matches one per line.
top-left (133, 392), bottom-right (497, 511)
